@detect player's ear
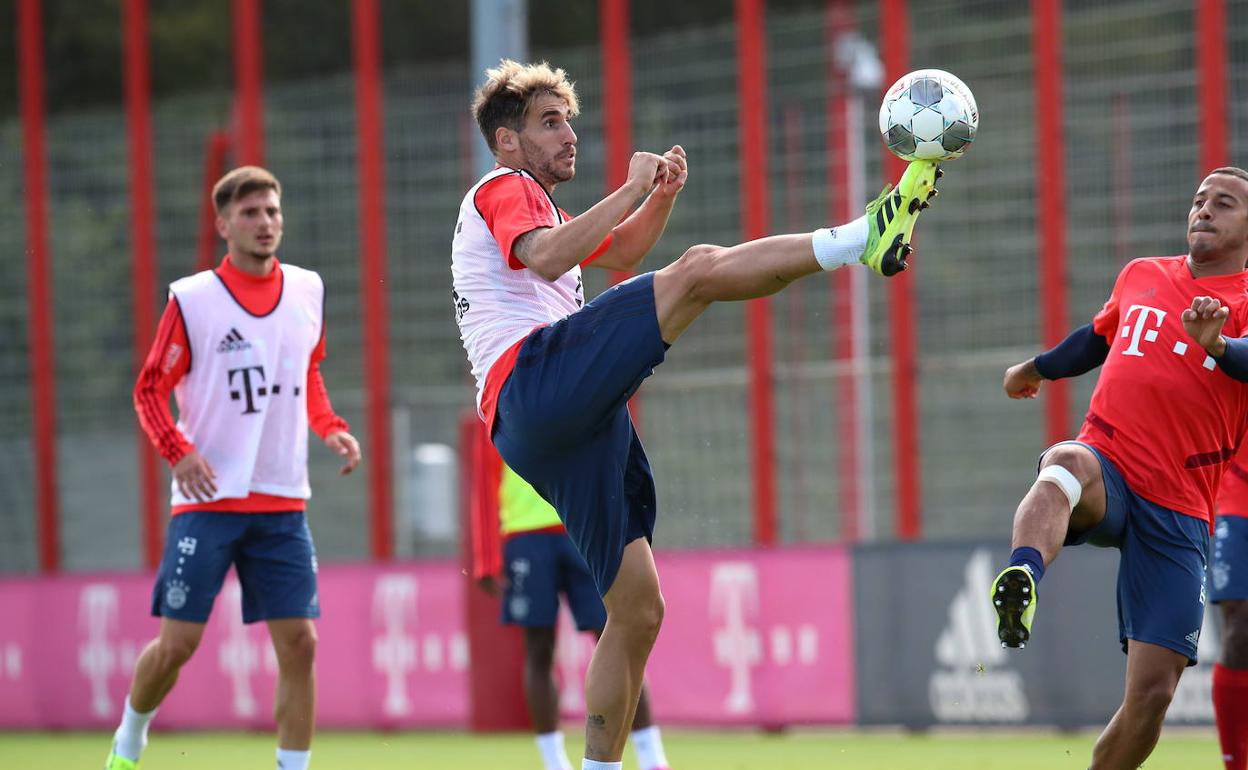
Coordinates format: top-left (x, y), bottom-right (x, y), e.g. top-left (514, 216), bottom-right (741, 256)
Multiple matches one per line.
top-left (495, 125), bottom-right (517, 153)
top-left (214, 210), bottom-right (229, 239)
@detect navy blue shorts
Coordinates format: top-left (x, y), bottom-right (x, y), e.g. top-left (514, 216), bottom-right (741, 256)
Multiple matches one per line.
top-left (1048, 442), bottom-right (1209, 663)
top-left (501, 531), bottom-right (608, 630)
top-left (151, 511), bottom-right (320, 625)
top-left (493, 273), bottom-right (667, 596)
top-left (1212, 515), bottom-right (1248, 603)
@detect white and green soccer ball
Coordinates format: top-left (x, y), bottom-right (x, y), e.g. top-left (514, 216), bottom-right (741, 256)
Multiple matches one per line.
top-left (879, 69), bottom-right (978, 162)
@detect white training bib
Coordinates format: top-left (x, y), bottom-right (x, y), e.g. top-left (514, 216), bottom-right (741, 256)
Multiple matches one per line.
top-left (169, 264), bottom-right (324, 505)
top-left (451, 167), bottom-right (584, 416)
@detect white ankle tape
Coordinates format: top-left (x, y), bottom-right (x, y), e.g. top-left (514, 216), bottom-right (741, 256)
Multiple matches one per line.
top-left (1037, 464), bottom-right (1082, 510)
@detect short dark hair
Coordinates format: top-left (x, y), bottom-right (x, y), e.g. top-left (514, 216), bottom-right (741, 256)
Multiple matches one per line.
top-left (471, 59), bottom-right (579, 153)
top-left (1210, 167), bottom-right (1248, 186)
top-left (212, 166), bottom-right (281, 214)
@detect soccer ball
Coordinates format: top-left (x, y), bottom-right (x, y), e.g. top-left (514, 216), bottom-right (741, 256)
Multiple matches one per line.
top-left (878, 69), bottom-right (978, 161)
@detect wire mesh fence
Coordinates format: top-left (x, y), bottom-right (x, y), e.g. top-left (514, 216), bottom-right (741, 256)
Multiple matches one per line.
top-left (0, 0), bottom-right (1242, 572)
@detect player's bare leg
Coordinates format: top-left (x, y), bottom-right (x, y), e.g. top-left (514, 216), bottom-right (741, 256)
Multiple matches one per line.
top-left (590, 627), bottom-right (670, 770)
top-left (1090, 640), bottom-right (1187, 769)
top-left (652, 162), bottom-right (939, 344)
top-left (129, 618), bottom-right (206, 710)
top-left (524, 626), bottom-right (561, 733)
top-left (992, 443), bottom-right (1107, 647)
top-left (584, 538), bottom-right (664, 763)
top-left (1012, 443), bottom-right (1107, 564)
top-left (268, 618), bottom-right (318, 755)
top-left (107, 619), bottom-right (206, 766)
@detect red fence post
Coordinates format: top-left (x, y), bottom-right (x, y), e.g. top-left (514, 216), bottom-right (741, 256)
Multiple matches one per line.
top-left (196, 132), bottom-right (232, 273)
top-left (1197, 0), bottom-right (1228, 173)
top-left (122, 0), bottom-right (163, 567)
top-left (826, 0), bottom-right (863, 542)
top-left (879, 0), bottom-right (920, 540)
top-left (232, 0), bottom-right (264, 165)
top-left (352, 0), bottom-right (394, 560)
top-left (1032, 0), bottom-right (1070, 447)
top-left (18, 0), bottom-right (60, 572)
top-left (735, 0), bottom-right (777, 546)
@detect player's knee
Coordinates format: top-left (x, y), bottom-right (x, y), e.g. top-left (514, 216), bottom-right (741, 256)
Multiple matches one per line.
top-left (674, 243), bottom-right (725, 303)
top-left (274, 625), bottom-right (318, 668)
top-left (155, 633), bottom-right (201, 670)
top-left (1039, 444), bottom-right (1097, 481)
top-left (1127, 678), bottom-right (1177, 719)
top-left (633, 591), bottom-right (665, 641)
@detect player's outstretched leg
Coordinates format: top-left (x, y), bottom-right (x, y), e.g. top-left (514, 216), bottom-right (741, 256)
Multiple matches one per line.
top-left (651, 159), bottom-right (943, 344)
top-left (860, 160), bottom-right (942, 276)
top-left (990, 443), bottom-right (1106, 649)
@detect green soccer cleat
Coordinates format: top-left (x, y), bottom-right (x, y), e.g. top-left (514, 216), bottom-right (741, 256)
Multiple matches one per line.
top-left (104, 747), bottom-right (139, 770)
top-left (991, 565), bottom-right (1038, 649)
top-left (860, 159), bottom-right (941, 276)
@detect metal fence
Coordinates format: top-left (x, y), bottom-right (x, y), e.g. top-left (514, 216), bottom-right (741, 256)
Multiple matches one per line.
top-left (1, 0), bottom-right (1244, 572)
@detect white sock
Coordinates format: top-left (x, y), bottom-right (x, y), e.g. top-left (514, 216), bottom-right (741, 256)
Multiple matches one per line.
top-left (582, 761), bottom-right (622, 770)
top-left (812, 215), bottom-right (869, 270)
top-left (631, 725), bottom-right (670, 770)
top-left (535, 731), bottom-right (573, 770)
top-left (112, 696), bottom-right (156, 761)
top-left (276, 748), bottom-right (311, 770)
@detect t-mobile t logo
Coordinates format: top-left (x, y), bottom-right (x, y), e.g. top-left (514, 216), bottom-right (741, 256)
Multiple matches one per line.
top-left (1120, 304), bottom-right (1167, 357)
top-left (709, 563), bottom-right (763, 715)
top-left (228, 365), bottom-right (268, 414)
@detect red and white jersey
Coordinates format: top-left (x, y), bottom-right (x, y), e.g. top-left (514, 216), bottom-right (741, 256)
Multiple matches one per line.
top-left (451, 167), bottom-right (593, 418)
top-left (168, 264), bottom-right (324, 505)
top-left (1076, 255), bottom-right (1248, 525)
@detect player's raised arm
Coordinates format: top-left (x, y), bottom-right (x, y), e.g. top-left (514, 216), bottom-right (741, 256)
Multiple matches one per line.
top-left (590, 145), bottom-right (688, 273)
top-left (1003, 324), bottom-right (1111, 399)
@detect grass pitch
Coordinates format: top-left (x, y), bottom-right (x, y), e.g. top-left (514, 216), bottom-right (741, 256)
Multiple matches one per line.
top-left (0, 728), bottom-right (1218, 769)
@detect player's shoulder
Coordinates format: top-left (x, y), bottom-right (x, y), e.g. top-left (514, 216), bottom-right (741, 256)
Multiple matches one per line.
top-left (169, 268), bottom-right (217, 296)
top-left (473, 166), bottom-right (541, 205)
top-left (278, 261), bottom-right (321, 283)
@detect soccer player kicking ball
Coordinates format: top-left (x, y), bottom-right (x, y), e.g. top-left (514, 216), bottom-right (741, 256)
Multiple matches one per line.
top-left (1212, 450), bottom-right (1248, 770)
top-left (453, 59), bottom-right (939, 770)
top-left (106, 167), bottom-right (361, 770)
top-left (993, 166), bottom-right (1248, 769)
top-left (474, 459), bottom-right (672, 770)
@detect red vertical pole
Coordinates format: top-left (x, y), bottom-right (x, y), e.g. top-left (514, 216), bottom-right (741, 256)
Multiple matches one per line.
top-left (196, 131), bottom-right (231, 273)
top-left (736, 0), bottom-right (777, 546)
top-left (827, 0), bottom-right (861, 542)
top-left (601, 0), bottom-right (633, 289)
top-left (122, 0), bottom-right (162, 567)
top-left (352, 0), bottom-right (394, 560)
top-left (1197, 0), bottom-right (1228, 172)
top-left (1033, 0), bottom-right (1069, 448)
top-left (232, 0), bottom-right (264, 165)
top-left (18, 0), bottom-right (60, 573)
top-left (879, 0), bottom-right (920, 540)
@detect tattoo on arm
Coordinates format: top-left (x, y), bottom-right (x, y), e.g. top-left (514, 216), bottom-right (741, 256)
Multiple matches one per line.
top-left (511, 229), bottom-right (541, 265)
top-left (586, 713), bottom-right (607, 728)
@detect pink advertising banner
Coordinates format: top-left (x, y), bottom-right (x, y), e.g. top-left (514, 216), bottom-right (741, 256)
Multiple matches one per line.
top-left (0, 561), bottom-right (468, 729)
top-left (555, 546), bottom-right (856, 726)
top-left (0, 545), bottom-right (854, 729)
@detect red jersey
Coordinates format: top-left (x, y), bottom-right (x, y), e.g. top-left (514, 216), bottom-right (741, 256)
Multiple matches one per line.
top-left (1075, 256), bottom-right (1248, 525)
top-left (1216, 449), bottom-right (1248, 519)
top-left (133, 256), bottom-right (349, 515)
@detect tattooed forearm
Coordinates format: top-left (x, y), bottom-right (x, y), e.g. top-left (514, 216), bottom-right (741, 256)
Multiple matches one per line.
top-left (586, 713), bottom-right (607, 727)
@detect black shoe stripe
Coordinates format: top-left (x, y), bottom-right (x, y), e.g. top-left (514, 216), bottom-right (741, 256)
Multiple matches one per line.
top-left (883, 195), bottom-right (894, 221)
top-left (876, 208), bottom-right (886, 233)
